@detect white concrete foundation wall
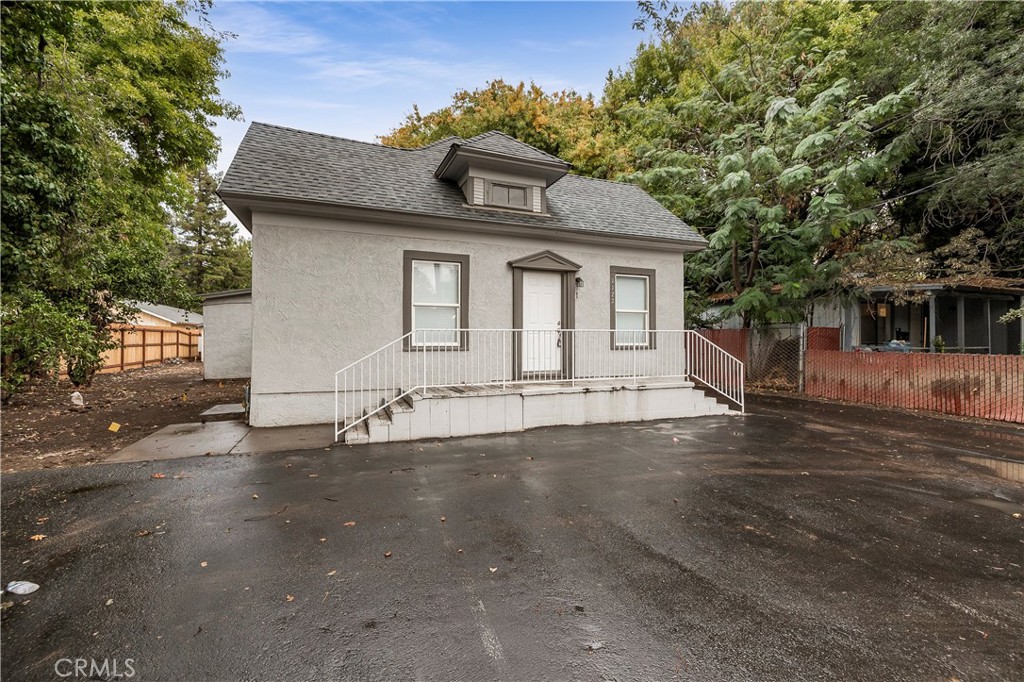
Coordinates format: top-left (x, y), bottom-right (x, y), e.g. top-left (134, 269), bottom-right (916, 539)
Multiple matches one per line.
top-left (249, 211), bottom-right (688, 427)
top-left (202, 298), bottom-right (252, 380)
top-left (360, 384), bottom-right (729, 444)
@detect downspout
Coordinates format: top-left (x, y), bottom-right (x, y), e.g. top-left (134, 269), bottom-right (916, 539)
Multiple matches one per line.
top-left (681, 254), bottom-right (686, 330)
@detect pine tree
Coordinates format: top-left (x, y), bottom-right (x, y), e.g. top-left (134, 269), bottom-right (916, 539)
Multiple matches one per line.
top-left (170, 168), bottom-right (251, 299)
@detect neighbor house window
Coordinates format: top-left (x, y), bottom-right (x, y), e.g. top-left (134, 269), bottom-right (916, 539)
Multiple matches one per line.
top-left (403, 251), bottom-right (470, 349)
top-left (488, 183), bottom-right (529, 209)
top-left (610, 266), bottom-right (656, 349)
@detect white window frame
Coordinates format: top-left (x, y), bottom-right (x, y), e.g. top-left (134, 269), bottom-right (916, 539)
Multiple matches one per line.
top-left (613, 273), bottom-right (651, 349)
top-left (411, 259), bottom-right (462, 348)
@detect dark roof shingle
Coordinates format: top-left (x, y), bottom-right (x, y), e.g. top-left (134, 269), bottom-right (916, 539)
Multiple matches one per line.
top-left (219, 122), bottom-right (706, 247)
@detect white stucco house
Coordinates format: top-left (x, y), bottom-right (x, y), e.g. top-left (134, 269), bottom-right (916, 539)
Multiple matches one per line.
top-left (217, 123), bottom-right (743, 442)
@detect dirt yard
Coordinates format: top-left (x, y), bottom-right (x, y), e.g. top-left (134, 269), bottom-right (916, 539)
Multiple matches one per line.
top-left (1, 362), bottom-right (247, 473)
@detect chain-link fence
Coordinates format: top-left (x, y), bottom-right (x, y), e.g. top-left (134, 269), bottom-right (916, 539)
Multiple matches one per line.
top-left (699, 326), bottom-right (1024, 424)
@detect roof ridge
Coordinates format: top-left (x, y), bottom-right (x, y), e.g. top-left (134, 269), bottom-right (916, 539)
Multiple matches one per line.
top-left (461, 129), bottom-right (566, 164)
top-left (251, 121), bottom-right (456, 153)
top-left (419, 135), bottom-right (465, 150)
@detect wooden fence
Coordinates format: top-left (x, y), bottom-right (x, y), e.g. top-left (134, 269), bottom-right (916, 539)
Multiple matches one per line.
top-left (97, 325), bottom-right (202, 374)
top-left (805, 350), bottom-right (1024, 424)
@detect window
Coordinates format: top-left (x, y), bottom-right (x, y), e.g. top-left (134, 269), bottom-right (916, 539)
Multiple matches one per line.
top-left (488, 182), bottom-right (529, 209)
top-left (403, 251), bottom-right (470, 349)
top-left (610, 267), bottom-right (656, 348)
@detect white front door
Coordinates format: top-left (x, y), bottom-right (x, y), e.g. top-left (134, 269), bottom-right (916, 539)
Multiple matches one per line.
top-left (522, 270), bottom-right (562, 374)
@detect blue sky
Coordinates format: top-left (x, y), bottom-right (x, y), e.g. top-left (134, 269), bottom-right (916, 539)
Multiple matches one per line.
top-left (207, 1), bottom-right (651, 177)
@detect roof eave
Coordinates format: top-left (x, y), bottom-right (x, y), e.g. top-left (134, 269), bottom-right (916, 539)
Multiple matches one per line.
top-left (218, 191), bottom-right (707, 253)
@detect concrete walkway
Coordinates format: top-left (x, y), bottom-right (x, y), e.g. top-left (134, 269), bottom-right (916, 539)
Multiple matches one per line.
top-left (106, 420), bottom-right (336, 463)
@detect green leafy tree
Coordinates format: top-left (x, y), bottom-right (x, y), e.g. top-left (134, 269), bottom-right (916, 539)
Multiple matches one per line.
top-left (380, 79), bottom-right (617, 177)
top-left (850, 1), bottom-right (1024, 276)
top-left (170, 168), bottom-right (252, 299)
top-left (1, 0), bottom-right (239, 395)
top-left (616, 1), bottom-right (914, 325)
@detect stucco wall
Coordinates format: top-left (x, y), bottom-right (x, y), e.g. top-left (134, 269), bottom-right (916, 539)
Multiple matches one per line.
top-left (249, 211), bottom-right (686, 427)
top-left (202, 298), bottom-right (252, 380)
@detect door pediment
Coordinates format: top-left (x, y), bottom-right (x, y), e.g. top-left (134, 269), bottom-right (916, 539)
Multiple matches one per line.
top-left (508, 250), bottom-right (581, 272)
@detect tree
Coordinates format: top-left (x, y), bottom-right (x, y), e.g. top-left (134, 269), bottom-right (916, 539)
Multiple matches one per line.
top-left (1, 0), bottom-right (239, 394)
top-left (615, 1), bottom-right (914, 325)
top-left (380, 79), bottom-right (617, 177)
top-left (851, 1), bottom-right (1024, 277)
top-left (170, 168), bottom-right (252, 299)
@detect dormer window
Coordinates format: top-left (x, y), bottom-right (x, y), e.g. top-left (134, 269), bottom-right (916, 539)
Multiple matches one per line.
top-left (488, 183), bottom-right (528, 209)
top-left (434, 132), bottom-right (571, 216)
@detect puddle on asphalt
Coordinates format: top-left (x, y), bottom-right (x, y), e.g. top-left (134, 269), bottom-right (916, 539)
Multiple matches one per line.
top-left (965, 498), bottom-right (1024, 516)
top-left (960, 455), bottom-right (1024, 484)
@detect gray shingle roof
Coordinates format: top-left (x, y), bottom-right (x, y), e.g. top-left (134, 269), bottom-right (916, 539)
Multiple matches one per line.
top-left (127, 301), bottom-right (203, 326)
top-left (461, 130), bottom-right (568, 165)
top-left (219, 122), bottom-right (706, 247)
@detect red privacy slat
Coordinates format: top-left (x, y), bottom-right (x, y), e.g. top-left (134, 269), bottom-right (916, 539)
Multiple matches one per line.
top-left (805, 350), bottom-right (1024, 424)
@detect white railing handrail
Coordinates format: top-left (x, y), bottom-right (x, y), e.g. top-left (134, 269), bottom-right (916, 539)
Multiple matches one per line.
top-left (333, 331), bottom-right (414, 378)
top-left (334, 328), bottom-right (744, 441)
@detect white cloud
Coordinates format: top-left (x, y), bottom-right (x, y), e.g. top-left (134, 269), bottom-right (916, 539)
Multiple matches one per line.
top-left (216, 4), bottom-right (331, 56)
top-left (302, 54), bottom-right (498, 92)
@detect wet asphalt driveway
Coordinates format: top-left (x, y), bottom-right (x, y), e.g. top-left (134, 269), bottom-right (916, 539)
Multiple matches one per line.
top-left (2, 394), bottom-right (1023, 681)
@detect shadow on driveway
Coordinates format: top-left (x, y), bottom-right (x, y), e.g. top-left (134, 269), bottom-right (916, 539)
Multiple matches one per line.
top-left (2, 395), bottom-right (1022, 680)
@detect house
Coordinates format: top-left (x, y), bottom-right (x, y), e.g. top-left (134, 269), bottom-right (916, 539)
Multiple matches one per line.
top-left (217, 123), bottom-right (743, 442)
top-left (126, 300), bottom-right (203, 329)
top-left (829, 278), bottom-right (1024, 354)
top-left (201, 289), bottom-right (252, 380)
top-left (706, 277), bottom-right (1024, 354)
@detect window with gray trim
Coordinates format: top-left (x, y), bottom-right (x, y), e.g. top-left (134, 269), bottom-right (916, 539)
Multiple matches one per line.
top-left (610, 266), bottom-right (656, 348)
top-left (488, 182), bottom-right (529, 209)
top-left (403, 251), bottom-right (470, 349)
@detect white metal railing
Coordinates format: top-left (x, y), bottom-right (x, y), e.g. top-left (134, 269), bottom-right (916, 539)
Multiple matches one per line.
top-left (334, 329), bottom-right (744, 440)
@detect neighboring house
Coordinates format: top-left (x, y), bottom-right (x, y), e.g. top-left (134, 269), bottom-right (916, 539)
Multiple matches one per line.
top-left (707, 277), bottom-right (1024, 354)
top-left (126, 301), bottom-right (203, 329)
top-left (201, 289), bottom-right (252, 380)
top-left (218, 123), bottom-right (743, 441)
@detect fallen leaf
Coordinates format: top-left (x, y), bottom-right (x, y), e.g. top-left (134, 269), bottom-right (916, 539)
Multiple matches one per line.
top-left (489, 567), bottom-right (497, 573)
top-left (181, 393), bottom-right (188, 402)
top-left (343, 521), bottom-right (356, 527)
top-left (319, 537), bottom-right (327, 543)
top-left (200, 561), bottom-right (208, 568)
top-left (384, 551), bottom-right (392, 558)
top-left (326, 570), bottom-right (337, 576)
top-left (151, 473), bottom-right (166, 479)
top-left (109, 422), bottom-right (121, 433)
top-left (30, 534), bottom-right (46, 541)
top-left (286, 595), bottom-right (295, 602)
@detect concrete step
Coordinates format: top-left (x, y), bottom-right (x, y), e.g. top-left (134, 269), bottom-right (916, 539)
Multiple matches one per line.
top-left (342, 419), bottom-right (369, 444)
